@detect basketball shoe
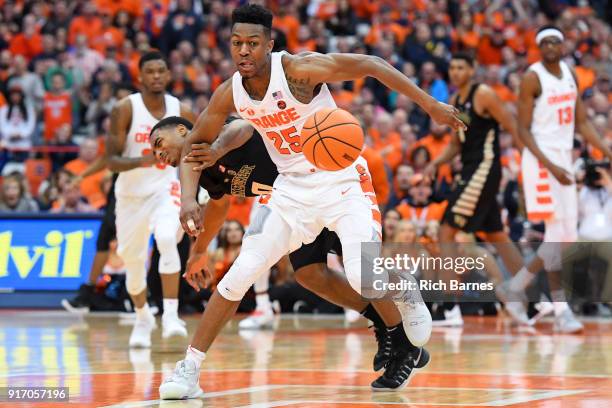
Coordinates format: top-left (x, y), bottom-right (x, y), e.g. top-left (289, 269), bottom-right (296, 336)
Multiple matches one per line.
top-left (159, 360), bottom-right (204, 400)
top-left (61, 283), bottom-right (94, 314)
top-left (129, 314), bottom-right (156, 348)
top-left (393, 273), bottom-right (432, 346)
top-left (238, 308), bottom-right (274, 330)
top-left (495, 281), bottom-right (529, 325)
top-left (431, 304), bottom-right (464, 327)
top-left (162, 315), bottom-right (188, 339)
top-left (371, 347), bottom-right (430, 391)
top-left (554, 308), bottom-right (584, 334)
top-left (372, 325), bottom-right (393, 371)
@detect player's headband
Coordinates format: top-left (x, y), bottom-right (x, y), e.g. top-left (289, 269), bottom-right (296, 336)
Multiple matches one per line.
top-left (536, 28), bottom-right (564, 46)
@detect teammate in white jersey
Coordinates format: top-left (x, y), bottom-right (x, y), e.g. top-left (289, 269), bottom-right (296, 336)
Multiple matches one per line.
top-left (107, 51), bottom-right (196, 347)
top-left (496, 26), bottom-right (612, 333)
top-left (160, 4), bottom-right (464, 398)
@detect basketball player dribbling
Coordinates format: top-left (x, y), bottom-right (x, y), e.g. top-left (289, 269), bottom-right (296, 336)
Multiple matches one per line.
top-left (150, 115), bottom-right (429, 380)
top-left (160, 4), bottom-right (465, 398)
top-left (107, 51), bottom-right (196, 347)
top-left (497, 26), bottom-right (612, 333)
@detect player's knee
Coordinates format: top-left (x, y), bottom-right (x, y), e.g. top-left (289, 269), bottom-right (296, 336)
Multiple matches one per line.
top-left (217, 250), bottom-right (268, 301)
top-left (343, 257), bottom-right (363, 295)
top-left (124, 261), bottom-right (147, 295)
top-left (155, 231), bottom-right (181, 273)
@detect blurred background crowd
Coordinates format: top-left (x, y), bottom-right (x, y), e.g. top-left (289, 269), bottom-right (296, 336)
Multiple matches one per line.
top-left (0, 0), bottom-right (610, 312)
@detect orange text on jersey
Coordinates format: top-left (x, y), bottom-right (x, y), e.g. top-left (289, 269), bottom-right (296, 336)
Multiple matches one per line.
top-left (248, 108), bottom-right (301, 129)
top-left (547, 92), bottom-right (576, 105)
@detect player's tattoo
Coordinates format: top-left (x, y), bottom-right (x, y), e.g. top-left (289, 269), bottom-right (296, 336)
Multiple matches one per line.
top-left (286, 74), bottom-right (313, 103)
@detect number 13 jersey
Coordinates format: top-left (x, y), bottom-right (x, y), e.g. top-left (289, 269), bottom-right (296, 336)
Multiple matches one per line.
top-left (528, 61), bottom-right (577, 151)
top-left (232, 51), bottom-right (337, 174)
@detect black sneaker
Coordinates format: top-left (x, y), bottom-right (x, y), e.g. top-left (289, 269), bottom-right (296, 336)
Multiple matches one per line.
top-left (372, 325), bottom-right (393, 371)
top-left (371, 347), bottom-right (430, 391)
top-left (61, 284), bottom-right (94, 314)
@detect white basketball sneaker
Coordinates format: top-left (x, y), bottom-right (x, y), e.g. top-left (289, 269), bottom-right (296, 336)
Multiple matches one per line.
top-left (238, 308), bottom-right (274, 330)
top-left (495, 281), bottom-right (529, 325)
top-left (129, 316), bottom-right (156, 348)
top-left (162, 315), bottom-right (188, 339)
top-left (394, 273), bottom-right (432, 347)
top-left (554, 308), bottom-right (584, 334)
top-left (159, 359), bottom-right (204, 400)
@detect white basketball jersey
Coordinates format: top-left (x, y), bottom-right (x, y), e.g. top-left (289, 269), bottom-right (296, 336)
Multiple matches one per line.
top-left (528, 61), bottom-right (577, 150)
top-left (232, 51), bottom-right (337, 174)
top-left (115, 93), bottom-right (180, 198)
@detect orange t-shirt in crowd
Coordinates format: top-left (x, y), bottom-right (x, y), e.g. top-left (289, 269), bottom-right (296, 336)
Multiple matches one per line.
top-left (273, 14), bottom-right (300, 52)
top-left (395, 201), bottom-right (448, 223)
top-left (491, 83), bottom-right (517, 103)
top-left (361, 146), bottom-right (390, 208)
top-left (64, 159), bottom-right (108, 209)
top-left (477, 36), bottom-right (504, 65)
top-left (0, 93), bottom-right (6, 108)
top-left (350, 0), bottom-right (379, 19)
top-left (9, 33), bottom-right (43, 60)
top-left (410, 134), bottom-right (452, 183)
top-left (364, 23), bottom-right (409, 46)
top-left (95, 0), bottom-right (143, 16)
top-left (368, 128), bottom-right (403, 171)
top-left (226, 196), bottom-right (254, 228)
top-left (68, 16), bottom-right (103, 45)
top-left (292, 40), bottom-right (317, 54)
top-left (331, 89), bottom-right (356, 110)
top-left (91, 26), bottom-right (125, 53)
top-left (574, 66), bottom-right (595, 93)
top-left (43, 92), bottom-right (72, 141)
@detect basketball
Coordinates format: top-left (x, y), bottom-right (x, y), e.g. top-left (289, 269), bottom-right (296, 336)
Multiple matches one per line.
top-left (300, 108), bottom-right (364, 171)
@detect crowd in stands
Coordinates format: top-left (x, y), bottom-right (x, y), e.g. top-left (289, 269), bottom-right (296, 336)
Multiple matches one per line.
top-left (0, 1), bottom-right (610, 278)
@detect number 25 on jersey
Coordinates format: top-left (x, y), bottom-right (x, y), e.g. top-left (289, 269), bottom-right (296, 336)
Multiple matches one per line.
top-left (266, 126), bottom-right (302, 155)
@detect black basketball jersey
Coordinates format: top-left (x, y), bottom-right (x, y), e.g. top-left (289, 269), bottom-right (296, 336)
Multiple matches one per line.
top-left (454, 83), bottom-right (501, 166)
top-left (198, 125), bottom-right (278, 200)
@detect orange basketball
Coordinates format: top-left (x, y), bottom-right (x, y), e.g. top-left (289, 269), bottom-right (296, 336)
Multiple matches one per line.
top-left (300, 108), bottom-right (364, 171)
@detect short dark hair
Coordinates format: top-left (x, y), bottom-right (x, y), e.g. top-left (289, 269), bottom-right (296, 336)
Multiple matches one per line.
top-left (231, 4), bottom-right (273, 37)
top-left (150, 116), bottom-right (194, 138)
top-left (451, 52), bottom-right (475, 67)
top-left (139, 50), bottom-right (167, 69)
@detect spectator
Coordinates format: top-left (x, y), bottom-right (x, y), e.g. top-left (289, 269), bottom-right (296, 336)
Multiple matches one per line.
top-left (64, 138), bottom-right (109, 209)
top-left (7, 55), bottom-right (45, 112)
top-left (0, 85), bottom-right (36, 166)
top-left (84, 82), bottom-right (115, 134)
top-left (68, 1), bottom-right (103, 46)
top-left (401, 22), bottom-right (435, 70)
top-left (388, 164), bottom-right (414, 209)
top-left (578, 166), bottom-right (612, 241)
top-left (410, 121), bottom-right (452, 184)
top-left (368, 112), bottom-right (402, 171)
top-left (51, 175), bottom-right (96, 213)
top-left (395, 174), bottom-right (447, 236)
top-left (208, 220), bottom-right (245, 290)
top-left (477, 24), bottom-right (506, 65)
top-left (9, 14), bottom-right (43, 61)
top-left (69, 34), bottom-right (105, 80)
top-left (382, 208), bottom-right (401, 242)
top-left (43, 73), bottom-right (72, 142)
top-left (325, 0), bottom-right (357, 36)
top-left (49, 124), bottom-right (78, 171)
top-left (159, 0), bottom-right (204, 56)
top-left (0, 172), bottom-right (39, 212)
top-left (418, 61), bottom-right (448, 103)
top-left (226, 196), bottom-right (254, 228)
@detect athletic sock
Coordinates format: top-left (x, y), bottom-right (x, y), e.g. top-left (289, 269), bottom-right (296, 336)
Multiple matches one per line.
top-left (163, 298), bottom-right (179, 318)
top-left (255, 292), bottom-right (271, 312)
top-left (551, 290), bottom-right (569, 316)
top-left (361, 304), bottom-right (385, 328)
top-left (508, 267), bottom-right (535, 292)
top-left (388, 323), bottom-right (418, 354)
top-left (135, 303), bottom-right (153, 322)
top-left (185, 345), bottom-right (206, 371)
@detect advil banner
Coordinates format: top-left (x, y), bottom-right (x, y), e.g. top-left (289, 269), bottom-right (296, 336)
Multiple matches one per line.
top-left (0, 217), bottom-right (101, 291)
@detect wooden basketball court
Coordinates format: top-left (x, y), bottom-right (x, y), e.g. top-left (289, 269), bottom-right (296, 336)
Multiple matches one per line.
top-left (1, 311), bottom-right (611, 407)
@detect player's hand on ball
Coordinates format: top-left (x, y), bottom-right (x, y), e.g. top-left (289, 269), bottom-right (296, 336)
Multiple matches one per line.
top-left (184, 252), bottom-right (210, 291)
top-left (180, 199), bottom-right (202, 236)
top-left (426, 101), bottom-right (467, 131)
top-left (548, 164), bottom-right (573, 185)
top-left (185, 143), bottom-right (221, 171)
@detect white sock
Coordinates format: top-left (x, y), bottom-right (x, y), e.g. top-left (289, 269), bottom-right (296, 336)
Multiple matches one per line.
top-left (508, 267), bottom-right (535, 292)
top-left (135, 303), bottom-right (153, 322)
top-left (551, 290), bottom-right (569, 316)
top-left (163, 298), bottom-right (179, 318)
top-left (185, 345), bottom-right (206, 371)
top-left (256, 292), bottom-right (271, 312)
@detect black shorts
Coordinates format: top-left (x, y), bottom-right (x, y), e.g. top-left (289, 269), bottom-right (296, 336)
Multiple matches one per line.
top-left (289, 228), bottom-right (342, 271)
top-left (443, 163), bottom-right (503, 233)
top-left (96, 192), bottom-right (117, 252)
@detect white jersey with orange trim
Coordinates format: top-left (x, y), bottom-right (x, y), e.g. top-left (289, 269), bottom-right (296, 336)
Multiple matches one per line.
top-left (115, 93), bottom-right (180, 198)
top-left (232, 51), bottom-right (337, 174)
top-left (528, 61), bottom-right (577, 151)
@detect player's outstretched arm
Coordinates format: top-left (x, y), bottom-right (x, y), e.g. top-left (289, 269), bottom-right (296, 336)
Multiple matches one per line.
top-left (478, 85), bottom-right (524, 150)
top-left (185, 119), bottom-right (255, 171)
top-left (179, 80), bottom-right (235, 236)
top-left (107, 98), bottom-right (157, 172)
top-left (184, 195), bottom-right (231, 292)
top-left (518, 72), bottom-right (572, 185)
top-left (284, 52), bottom-right (466, 131)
